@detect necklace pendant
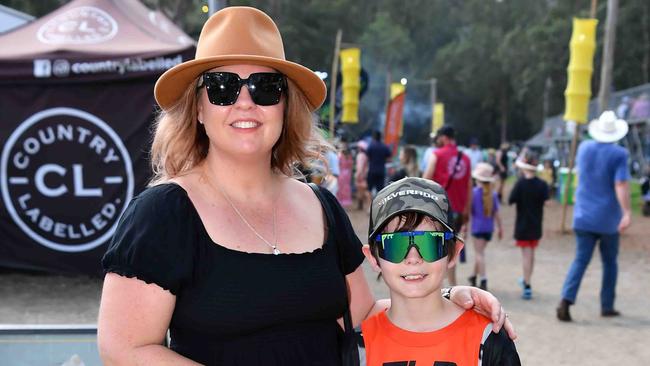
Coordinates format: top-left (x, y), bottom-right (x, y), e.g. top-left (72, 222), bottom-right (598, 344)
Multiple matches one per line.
top-left (272, 247), bottom-right (281, 255)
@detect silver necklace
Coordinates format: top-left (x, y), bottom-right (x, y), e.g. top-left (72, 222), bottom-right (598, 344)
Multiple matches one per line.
top-left (204, 172), bottom-right (280, 255)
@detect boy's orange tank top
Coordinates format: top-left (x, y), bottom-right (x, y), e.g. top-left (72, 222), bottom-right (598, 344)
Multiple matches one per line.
top-left (361, 310), bottom-right (491, 366)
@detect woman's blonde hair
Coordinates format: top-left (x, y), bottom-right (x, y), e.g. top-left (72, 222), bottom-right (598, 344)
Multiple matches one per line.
top-left (149, 77), bottom-right (328, 185)
top-left (480, 181), bottom-right (494, 217)
top-left (401, 145), bottom-right (419, 177)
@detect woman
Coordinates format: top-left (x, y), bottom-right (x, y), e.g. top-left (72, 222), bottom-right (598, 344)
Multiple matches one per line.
top-left (336, 141), bottom-right (354, 207)
top-left (98, 7), bottom-right (513, 365)
top-left (354, 140), bottom-right (370, 210)
top-left (388, 144), bottom-right (419, 183)
top-left (495, 143), bottom-right (510, 202)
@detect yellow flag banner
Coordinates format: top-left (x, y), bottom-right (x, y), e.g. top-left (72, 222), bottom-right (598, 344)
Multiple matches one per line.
top-left (340, 48), bottom-right (361, 123)
top-left (564, 18), bottom-right (597, 124)
top-left (432, 103), bottom-right (444, 133)
top-left (390, 83), bottom-right (406, 100)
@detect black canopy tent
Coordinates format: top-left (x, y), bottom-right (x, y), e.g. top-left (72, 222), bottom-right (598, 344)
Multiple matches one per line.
top-left (0, 0), bottom-right (195, 275)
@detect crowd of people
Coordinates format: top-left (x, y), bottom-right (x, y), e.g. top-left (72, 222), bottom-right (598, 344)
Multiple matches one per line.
top-left (325, 125), bottom-right (554, 299)
top-left (326, 113), bottom-right (634, 318)
top-left (328, 131), bottom-right (559, 211)
top-left (616, 92), bottom-right (650, 121)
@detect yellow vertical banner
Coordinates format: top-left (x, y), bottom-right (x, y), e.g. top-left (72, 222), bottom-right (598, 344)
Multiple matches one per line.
top-left (340, 48), bottom-right (361, 123)
top-left (390, 83), bottom-right (406, 136)
top-left (564, 18), bottom-right (598, 124)
top-left (390, 83), bottom-right (406, 100)
top-left (432, 103), bottom-right (444, 133)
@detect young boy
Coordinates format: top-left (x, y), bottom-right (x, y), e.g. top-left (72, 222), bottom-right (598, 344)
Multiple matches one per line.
top-left (362, 177), bottom-right (520, 366)
top-left (509, 152), bottom-right (549, 300)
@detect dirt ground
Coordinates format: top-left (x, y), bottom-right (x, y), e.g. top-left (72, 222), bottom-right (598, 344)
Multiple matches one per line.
top-left (1, 189), bottom-right (649, 365)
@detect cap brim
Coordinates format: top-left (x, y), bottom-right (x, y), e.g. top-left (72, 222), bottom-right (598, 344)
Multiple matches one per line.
top-left (368, 208), bottom-right (460, 244)
top-left (154, 55), bottom-right (326, 111)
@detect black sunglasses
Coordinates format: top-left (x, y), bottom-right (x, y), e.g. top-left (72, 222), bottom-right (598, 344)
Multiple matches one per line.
top-left (197, 71), bottom-right (287, 106)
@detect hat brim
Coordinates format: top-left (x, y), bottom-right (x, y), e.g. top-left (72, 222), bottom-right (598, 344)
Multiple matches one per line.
top-left (588, 118), bottom-right (629, 143)
top-left (472, 172), bottom-right (495, 182)
top-left (154, 55), bottom-right (326, 111)
top-left (515, 160), bottom-right (538, 171)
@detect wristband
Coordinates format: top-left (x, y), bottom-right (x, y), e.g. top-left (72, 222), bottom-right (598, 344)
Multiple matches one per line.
top-left (442, 287), bottom-right (452, 300)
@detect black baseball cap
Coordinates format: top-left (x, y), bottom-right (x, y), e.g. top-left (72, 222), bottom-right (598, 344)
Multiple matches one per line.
top-left (435, 125), bottom-right (455, 139)
top-left (368, 177), bottom-right (462, 243)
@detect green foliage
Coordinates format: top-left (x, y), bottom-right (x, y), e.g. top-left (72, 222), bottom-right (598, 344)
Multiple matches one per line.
top-left (0, 0), bottom-right (67, 16)
top-left (360, 11), bottom-right (414, 68)
top-left (3, 0), bottom-right (650, 147)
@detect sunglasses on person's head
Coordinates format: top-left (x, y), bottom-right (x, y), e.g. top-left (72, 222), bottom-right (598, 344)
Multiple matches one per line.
top-left (374, 231), bottom-right (453, 263)
top-left (197, 72), bottom-right (287, 106)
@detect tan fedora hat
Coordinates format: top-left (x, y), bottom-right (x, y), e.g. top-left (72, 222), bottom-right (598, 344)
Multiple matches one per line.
top-left (154, 7), bottom-right (326, 111)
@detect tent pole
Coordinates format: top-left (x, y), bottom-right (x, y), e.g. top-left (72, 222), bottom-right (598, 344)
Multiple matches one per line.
top-left (559, 0), bottom-right (598, 233)
top-left (329, 29), bottom-right (343, 140)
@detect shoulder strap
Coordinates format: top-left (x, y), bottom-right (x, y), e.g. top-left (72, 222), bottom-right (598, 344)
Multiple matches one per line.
top-left (307, 183), bottom-right (338, 264)
top-left (445, 150), bottom-right (464, 190)
top-left (307, 183), bottom-right (355, 332)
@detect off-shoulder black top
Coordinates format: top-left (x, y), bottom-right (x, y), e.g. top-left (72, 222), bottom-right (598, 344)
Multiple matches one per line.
top-left (102, 183), bottom-right (364, 365)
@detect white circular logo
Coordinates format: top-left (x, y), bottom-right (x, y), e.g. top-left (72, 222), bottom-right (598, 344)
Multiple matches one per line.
top-left (1, 108), bottom-right (134, 252)
top-left (37, 6), bottom-right (118, 45)
top-left (446, 154), bottom-right (468, 180)
top-left (52, 59), bottom-right (71, 77)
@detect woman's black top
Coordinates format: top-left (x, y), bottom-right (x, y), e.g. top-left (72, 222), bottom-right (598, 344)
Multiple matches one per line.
top-left (102, 183), bottom-right (365, 365)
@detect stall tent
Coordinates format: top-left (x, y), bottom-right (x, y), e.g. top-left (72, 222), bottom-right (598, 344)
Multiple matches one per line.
top-left (0, 0), bottom-right (195, 275)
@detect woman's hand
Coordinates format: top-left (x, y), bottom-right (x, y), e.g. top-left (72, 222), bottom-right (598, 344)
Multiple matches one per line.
top-left (449, 286), bottom-right (517, 340)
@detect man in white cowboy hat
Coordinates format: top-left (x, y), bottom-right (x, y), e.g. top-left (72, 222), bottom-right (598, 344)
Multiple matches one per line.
top-left (557, 110), bottom-right (631, 322)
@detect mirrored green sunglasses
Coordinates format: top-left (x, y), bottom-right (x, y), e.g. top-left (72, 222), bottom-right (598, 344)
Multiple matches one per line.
top-left (374, 231), bottom-right (453, 263)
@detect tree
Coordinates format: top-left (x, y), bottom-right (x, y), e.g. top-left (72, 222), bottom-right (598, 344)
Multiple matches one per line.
top-left (5, 0), bottom-right (649, 146)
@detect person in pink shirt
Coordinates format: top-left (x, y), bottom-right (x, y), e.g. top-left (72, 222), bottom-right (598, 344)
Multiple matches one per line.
top-left (336, 141), bottom-right (354, 207)
top-left (355, 140), bottom-right (370, 210)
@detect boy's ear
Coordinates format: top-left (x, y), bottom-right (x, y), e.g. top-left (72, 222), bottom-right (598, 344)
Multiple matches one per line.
top-left (362, 245), bottom-right (381, 272)
top-left (446, 240), bottom-right (465, 270)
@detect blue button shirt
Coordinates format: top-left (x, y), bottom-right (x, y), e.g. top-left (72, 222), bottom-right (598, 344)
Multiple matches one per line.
top-left (573, 140), bottom-right (629, 234)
